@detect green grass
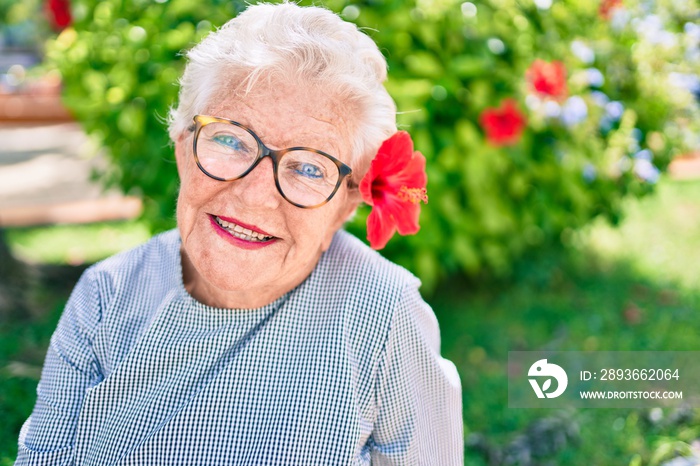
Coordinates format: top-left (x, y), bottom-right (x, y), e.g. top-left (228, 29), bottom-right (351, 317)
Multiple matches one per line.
top-left (581, 178), bottom-right (700, 292)
top-left (5, 220), bottom-right (151, 265)
top-left (430, 177), bottom-right (700, 465)
top-left (433, 257), bottom-right (700, 465)
top-left (1, 178), bottom-right (700, 464)
top-left (0, 301), bottom-right (66, 464)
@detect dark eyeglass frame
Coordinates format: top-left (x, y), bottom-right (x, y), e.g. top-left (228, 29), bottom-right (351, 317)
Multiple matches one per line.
top-left (189, 114), bottom-right (353, 209)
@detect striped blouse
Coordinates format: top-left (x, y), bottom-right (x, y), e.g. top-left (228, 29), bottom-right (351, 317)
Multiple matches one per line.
top-left (16, 229), bottom-right (463, 465)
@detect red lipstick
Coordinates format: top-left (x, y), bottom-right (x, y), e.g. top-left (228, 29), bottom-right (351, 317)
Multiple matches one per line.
top-left (214, 214), bottom-right (274, 237)
top-left (208, 214), bottom-right (278, 250)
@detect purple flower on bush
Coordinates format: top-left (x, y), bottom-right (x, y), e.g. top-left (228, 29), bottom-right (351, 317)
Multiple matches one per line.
top-left (583, 163), bottom-right (597, 183)
top-left (590, 91), bottom-right (610, 107)
top-left (544, 100), bottom-right (561, 118)
top-left (571, 40), bottom-right (595, 64)
top-left (634, 15), bottom-right (677, 47)
top-left (633, 159), bottom-right (660, 183)
top-left (560, 96), bottom-right (588, 127)
top-left (633, 149), bottom-right (653, 162)
top-left (669, 73), bottom-right (700, 95)
top-left (605, 101), bottom-right (624, 120)
top-left (586, 68), bottom-right (605, 87)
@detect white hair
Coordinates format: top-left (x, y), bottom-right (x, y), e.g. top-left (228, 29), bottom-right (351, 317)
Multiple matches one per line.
top-left (167, 2), bottom-right (397, 178)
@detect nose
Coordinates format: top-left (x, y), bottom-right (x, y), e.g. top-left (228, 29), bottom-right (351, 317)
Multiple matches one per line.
top-left (230, 156), bottom-right (282, 210)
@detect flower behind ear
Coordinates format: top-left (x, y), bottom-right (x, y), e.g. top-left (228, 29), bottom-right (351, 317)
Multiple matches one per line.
top-left (359, 131), bottom-right (428, 250)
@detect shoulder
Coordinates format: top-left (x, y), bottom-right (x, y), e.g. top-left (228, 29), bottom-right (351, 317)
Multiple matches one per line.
top-left (78, 229), bottom-right (182, 320)
top-left (88, 228), bottom-right (180, 277)
top-left (320, 229), bottom-right (421, 300)
top-left (311, 229), bottom-right (423, 331)
top-left (87, 228), bottom-right (179, 288)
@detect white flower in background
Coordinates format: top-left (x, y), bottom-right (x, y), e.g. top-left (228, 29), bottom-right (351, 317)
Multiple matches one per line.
top-left (633, 149), bottom-right (653, 161)
top-left (685, 22), bottom-right (700, 43)
top-left (634, 14), bottom-right (663, 34)
top-left (682, 23), bottom-right (700, 62)
top-left (560, 96), bottom-right (588, 127)
top-left (686, 47), bottom-right (700, 63)
top-left (633, 14), bottom-right (678, 47)
top-left (633, 158), bottom-right (660, 183)
top-left (668, 72), bottom-right (700, 94)
top-left (571, 40), bottom-right (595, 64)
top-left (586, 68), bottom-right (605, 87)
top-left (590, 91), bottom-right (610, 107)
top-left (487, 38), bottom-right (505, 54)
top-left (583, 163), bottom-right (597, 182)
top-left (525, 94), bottom-right (542, 111)
top-left (611, 8), bottom-right (631, 31)
top-left (544, 100), bottom-right (561, 118)
top-left (461, 2), bottom-right (477, 18)
top-left (533, 0), bottom-right (552, 10)
top-left (605, 101), bottom-right (624, 120)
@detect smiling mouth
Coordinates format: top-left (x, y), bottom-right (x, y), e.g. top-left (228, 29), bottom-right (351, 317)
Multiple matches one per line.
top-left (213, 216), bottom-right (275, 242)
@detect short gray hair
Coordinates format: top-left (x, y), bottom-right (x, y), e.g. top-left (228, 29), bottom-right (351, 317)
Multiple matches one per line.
top-left (167, 2), bottom-right (397, 177)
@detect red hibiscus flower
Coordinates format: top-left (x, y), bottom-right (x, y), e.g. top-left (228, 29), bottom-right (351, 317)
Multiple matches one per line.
top-left (526, 59), bottom-right (568, 100)
top-left (46, 0), bottom-right (72, 30)
top-left (599, 0), bottom-right (623, 19)
top-left (359, 131), bottom-right (428, 250)
top-left (479, 99), bottom-right (527, 146)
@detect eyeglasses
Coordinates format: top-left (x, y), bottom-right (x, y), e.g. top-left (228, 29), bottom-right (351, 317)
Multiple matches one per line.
top-left (190, 115), bottom-right (353, 209)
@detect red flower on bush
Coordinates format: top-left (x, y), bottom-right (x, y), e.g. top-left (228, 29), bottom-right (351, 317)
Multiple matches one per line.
top-left (359, 131), bottom-right (428, 250)
top-left (526, 59), bottom-right (568, 100)
top-left (479, 99), bottom-right (527, 147)
top-left (599, 0), bottom-right (623, 19)
top-left (46, 0), bottom-right (72, 30)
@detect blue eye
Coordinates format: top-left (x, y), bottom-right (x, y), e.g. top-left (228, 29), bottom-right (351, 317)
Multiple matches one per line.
top-left (213, 134), bottom-right (243, 150)
top-left (294, 163), bottom-right (323, 179)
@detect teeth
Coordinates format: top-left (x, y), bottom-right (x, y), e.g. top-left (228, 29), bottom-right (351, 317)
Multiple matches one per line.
top-left (215, 216), bottom-right (272, 242)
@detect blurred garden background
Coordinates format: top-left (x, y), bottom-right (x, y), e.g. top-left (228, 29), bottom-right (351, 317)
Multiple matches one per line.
top-left (1, 0), bottom-right (699, 464)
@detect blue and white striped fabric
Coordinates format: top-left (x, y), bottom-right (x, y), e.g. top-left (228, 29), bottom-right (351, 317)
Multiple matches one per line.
top-left (16, 229), bottom-right (463, 465)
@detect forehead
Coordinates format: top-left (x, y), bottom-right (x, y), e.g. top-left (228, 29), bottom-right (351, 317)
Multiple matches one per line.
top-left (204, 79), bottom-right (354, 161)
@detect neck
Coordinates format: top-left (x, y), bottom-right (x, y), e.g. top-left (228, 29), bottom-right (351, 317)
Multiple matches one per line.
top-left (180, 247), bottom-right (292, 309)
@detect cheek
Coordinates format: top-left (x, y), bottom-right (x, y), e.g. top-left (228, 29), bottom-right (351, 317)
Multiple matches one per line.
top-left (177, 174), bottom-right (219, 235)
top-left (177, 179), bottom-right (199, 221)
top-left (287, 209), bottom-right (341, 251)
top-left (180, 163), bottom-right (221, 207)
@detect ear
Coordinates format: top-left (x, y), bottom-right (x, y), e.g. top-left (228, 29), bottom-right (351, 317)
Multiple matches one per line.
top-left (320, 187), bottom-right (363, 252)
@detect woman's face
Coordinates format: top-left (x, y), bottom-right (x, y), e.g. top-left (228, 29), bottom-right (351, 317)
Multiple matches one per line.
top-left (174, 79), bottom-right (359, 309)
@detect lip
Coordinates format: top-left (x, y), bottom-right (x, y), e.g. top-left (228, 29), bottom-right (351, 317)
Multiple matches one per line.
top-left (208, 214), bottom-right (279, 250)
top-left (213, 214), bottom-right (275, 237)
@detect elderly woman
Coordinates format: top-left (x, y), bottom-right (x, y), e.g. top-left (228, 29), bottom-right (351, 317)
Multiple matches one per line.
top-left (16, 3), bottom-right (462, 465)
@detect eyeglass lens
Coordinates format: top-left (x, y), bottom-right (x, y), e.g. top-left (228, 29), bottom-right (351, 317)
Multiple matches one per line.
top-left (196, 122), bottom-right (341, 207)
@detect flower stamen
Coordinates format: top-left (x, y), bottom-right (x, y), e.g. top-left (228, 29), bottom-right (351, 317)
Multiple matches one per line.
top-left (397, 186), bottom-right (428, 204)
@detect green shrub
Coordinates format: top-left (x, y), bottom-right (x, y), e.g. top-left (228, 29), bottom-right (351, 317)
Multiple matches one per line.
top-left (45, 0), bottom-right (699, 289)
